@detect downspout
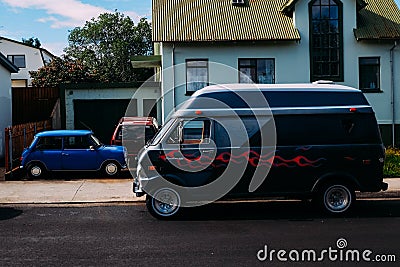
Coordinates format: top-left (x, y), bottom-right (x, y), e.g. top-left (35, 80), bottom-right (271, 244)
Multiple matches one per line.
top-left (390, 41), bottom-right (398, 147)
top-left (172, 43), bottom-right (176, 113)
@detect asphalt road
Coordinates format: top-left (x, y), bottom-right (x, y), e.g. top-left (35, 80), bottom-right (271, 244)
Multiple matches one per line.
top-left (0, 200), bottom-right (399, 266)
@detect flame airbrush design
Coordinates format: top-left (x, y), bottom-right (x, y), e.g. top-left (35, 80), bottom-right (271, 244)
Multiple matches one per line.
top-left (160, 150), bottom-right (326, 169)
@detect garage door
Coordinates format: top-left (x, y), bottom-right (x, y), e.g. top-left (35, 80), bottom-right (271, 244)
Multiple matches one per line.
top-left (74, 99), bottom-right (137, 143)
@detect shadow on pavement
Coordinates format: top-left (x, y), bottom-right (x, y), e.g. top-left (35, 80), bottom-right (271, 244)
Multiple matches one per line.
top-left (0, 207), bottom-right (23, 221)
top-left (171, 199), bottom-right (400, 221)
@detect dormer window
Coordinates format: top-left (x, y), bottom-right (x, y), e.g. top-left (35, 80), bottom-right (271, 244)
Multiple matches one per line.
top-left (232, 0), bottom-right (245, 6)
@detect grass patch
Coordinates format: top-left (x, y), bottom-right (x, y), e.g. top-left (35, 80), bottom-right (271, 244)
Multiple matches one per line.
top-left (384, 147), bottom-right (400, 177)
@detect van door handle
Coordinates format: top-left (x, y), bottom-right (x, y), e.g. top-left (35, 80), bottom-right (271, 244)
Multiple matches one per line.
top-left (62, 153), bottom-right (69, 156)
top-left (201, 150), bottom-right (214, 153)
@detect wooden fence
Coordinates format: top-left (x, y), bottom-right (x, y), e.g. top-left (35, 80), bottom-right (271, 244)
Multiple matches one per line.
top-left (4, 119), bottom-right (52, 172)
top-left (12, 87), bottom-right (59, 125)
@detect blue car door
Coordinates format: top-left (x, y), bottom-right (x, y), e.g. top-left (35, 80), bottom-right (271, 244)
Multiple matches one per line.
top-left (62, 135), bottom-right (99, 170)
top-left (33, 136), bottom-right (63, 170)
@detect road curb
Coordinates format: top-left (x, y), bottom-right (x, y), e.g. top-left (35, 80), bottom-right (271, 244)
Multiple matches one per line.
top-left (357, 191), bottom-right (400, 199)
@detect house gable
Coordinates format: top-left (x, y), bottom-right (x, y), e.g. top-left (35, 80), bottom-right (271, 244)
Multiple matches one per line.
top-left (281, 0), bottom-right (400, 40)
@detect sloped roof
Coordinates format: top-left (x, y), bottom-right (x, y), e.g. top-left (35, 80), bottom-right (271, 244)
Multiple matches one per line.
top-left (0, 36), bottom-right (56, 58)
top-left (152, 0), bottom-right (300, 42)
top-left (0, 52), bottom-right (18, 73)
top-left (354, 0), bottom-right (400, 40)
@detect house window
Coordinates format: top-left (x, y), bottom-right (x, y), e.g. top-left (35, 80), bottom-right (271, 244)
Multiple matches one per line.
top-left (359, 57), bottom-right (380, 92)
top-left (7, 55), bottom-right (26, 68)
top-left (186, 59), bottom-right (208, 95)
top-left (309, 0), bottom-right (343, 82)
top-left (238, 59), bottom-right (275, 84)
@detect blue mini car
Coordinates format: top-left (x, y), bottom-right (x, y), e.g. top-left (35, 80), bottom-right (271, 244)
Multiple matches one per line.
top-left (20, 130), bottom-right (127, 178)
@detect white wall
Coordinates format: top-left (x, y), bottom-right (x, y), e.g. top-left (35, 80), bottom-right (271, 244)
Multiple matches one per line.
top-left (0, 65), bottom-right (12, 159)
top-left (0, 39), bottom-right (46, 86)
top-left (161, 41), bottom-right (308, 121)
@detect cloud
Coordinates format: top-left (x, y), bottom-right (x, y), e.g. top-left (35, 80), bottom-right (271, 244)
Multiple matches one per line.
top-left (44, 42), bottom-right (67, 56)
top-left (1, 0), bottom-right (109, 28)
top-left (124, 11), bottom-right (148, 21)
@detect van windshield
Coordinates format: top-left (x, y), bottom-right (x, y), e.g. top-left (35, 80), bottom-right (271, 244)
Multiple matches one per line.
top-left (150, 119), bottom-right (175, 145)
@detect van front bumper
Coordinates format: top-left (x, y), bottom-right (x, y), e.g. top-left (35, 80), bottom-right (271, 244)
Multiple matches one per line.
top-left (133, 163), bottom-right (161, 197)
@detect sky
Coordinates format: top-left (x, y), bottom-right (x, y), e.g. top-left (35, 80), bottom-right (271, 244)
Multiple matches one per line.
top-left (0, 0), bottom-right (400, 56)
top-left (0, 0), bottom-right (152, 56)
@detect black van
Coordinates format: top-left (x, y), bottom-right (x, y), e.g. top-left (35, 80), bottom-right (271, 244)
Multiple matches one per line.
top-left (133, 83), bottom-right (387, 219)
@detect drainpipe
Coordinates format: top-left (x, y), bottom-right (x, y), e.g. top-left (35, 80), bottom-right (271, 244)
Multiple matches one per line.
top-left (172, 43), bottom-right (176, 114)
top-left (390, 41), bottom-right (398, 147)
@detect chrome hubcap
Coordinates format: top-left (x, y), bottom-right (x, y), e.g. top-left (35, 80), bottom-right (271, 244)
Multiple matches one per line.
top-left (105, 163), bottom-right (118, 175)
top-left (325, 185), bottom-right (351, 212)
top-left (153, 188), bottom-right (180, 216)
top-left (31, 166), bottom-right (42, 176)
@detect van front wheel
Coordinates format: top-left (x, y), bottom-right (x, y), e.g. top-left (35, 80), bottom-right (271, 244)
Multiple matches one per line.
top-left (146, 188), bottom-right (181, 219)
top-left (318, 183), bottom-right (355, 214)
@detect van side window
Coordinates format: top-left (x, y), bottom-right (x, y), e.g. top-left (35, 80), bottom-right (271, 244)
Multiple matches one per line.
top-left (167, 119), bottom-right (211, 144)
top-left (275, 114), bottom-right (381, 146)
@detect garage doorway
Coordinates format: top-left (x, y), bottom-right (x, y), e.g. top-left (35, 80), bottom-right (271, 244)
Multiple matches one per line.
top-left (74, 99), bottom-right (137, 143)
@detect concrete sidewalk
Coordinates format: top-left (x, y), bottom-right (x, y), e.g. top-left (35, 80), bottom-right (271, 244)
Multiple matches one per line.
top-left (0, 179), bottom-right (145, 204)
top-left (0, 177), bottom-right (399, 204)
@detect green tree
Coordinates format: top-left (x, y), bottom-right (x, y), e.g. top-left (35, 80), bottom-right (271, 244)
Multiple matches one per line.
top-left (22, 37), bottom-right (41, 48)
top-left (30, 55), bottom-right (100, 87)
top-left (65, 12), bottom-right (153, 82)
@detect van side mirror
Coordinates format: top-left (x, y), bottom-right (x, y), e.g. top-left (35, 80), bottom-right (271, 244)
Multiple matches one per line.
top-left (89, 145), bottom-right (96, 151)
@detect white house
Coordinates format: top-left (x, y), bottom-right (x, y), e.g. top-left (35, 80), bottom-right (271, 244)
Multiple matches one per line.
top-left (0, 36), bottom-right (55, 87)
top-left (0, 52), bottom-right (18, 160)
top-left (152, 0), bottom-right (400, 145)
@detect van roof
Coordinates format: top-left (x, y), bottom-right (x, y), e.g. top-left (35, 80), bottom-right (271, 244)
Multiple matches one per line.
top-left (175, 83), bottom-right (371, 117)
top-left (192, 83), bottom-right (360, 96)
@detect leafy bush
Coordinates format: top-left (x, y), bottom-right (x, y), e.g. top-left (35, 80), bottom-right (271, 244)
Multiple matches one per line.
top-left (384, 147), bottom-right (400, 177)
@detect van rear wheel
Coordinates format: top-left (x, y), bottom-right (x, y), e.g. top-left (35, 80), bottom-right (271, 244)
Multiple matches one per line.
top-left (146, 188), bottom-right (181, 219)
top-left (318, 183), bottom-right (355, 214)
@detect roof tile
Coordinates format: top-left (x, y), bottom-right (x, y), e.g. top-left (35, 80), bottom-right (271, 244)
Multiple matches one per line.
top-left (354, 0), bottom-right (400, 40)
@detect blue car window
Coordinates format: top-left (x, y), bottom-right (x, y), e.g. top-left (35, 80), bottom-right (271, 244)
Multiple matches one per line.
top-left (36, 137), bottom-right (62, 150)
top-left (64, 136), bottom-right (91, 149)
